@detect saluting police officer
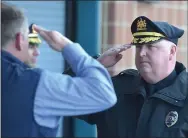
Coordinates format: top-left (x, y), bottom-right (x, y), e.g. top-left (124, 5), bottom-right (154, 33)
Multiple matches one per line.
top-left (64, 16), bottom-right (188, 137)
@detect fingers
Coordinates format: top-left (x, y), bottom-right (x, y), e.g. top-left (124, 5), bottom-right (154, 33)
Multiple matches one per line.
top-left (118, 44), bottom-right (132, 52)
top-left (114, 44), bottom-right (132, 52)
top-left (109, 44), bottom-right (132, 56)
top-left (116, 54), bottom-right (123, 61)
top-left (118, 48), bottom-right (126, 53)
top-left (33, 24), bottom-right (48, 33)
top-left (33, 24), bottom-right (51, 43)
top-left (121, 44), bottom-right (132, 49)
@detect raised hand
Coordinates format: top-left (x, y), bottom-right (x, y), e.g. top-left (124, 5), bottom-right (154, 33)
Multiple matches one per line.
top-left (33, 24), bottom-right (73, 52)
top-left (97, 44), bottom-right (132, 68)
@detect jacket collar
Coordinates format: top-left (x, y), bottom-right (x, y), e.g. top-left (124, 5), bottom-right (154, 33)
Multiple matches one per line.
top-left (151, 62), bottom-right (187, 107)
top-left (1, 50), bottom-right (29, 68)
top-left (135, 62), bottom-right (187, 107)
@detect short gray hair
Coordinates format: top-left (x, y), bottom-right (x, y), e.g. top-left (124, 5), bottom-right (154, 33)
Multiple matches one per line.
top-left (1, 2), bottom-right (28, 48)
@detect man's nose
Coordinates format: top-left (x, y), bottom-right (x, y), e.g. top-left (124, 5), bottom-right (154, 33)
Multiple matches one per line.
top-left (33, 47), bottom-right (40, 56)
top-left (139, 46), bottom-right (147, 57)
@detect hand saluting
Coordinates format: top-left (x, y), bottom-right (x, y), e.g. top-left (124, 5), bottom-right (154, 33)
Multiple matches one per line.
top-left (33, 24), bottom-right (73, 52)
top-left (97, 44), bottom-right (132, 68)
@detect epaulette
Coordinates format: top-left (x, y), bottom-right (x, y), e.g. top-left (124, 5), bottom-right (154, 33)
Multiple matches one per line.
top-left (118, 69), bottom-right (139, 76)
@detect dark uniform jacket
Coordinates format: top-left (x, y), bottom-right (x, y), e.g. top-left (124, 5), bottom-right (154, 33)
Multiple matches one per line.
top-left (73, 62), bottom-right (188, 138)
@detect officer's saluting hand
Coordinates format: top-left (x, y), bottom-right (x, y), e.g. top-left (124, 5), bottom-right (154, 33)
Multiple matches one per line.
top-left (97, 44), bottom-right (132, 68)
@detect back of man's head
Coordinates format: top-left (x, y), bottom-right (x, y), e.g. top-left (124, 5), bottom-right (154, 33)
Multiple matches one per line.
top-left (1, 2), bottom-right (28, 48)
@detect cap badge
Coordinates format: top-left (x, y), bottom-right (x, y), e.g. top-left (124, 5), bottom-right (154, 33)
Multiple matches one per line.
top-left (137, 18), bottom-right (147, 31)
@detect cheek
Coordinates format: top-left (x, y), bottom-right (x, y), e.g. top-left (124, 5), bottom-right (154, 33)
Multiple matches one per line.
top-left (135, 48), bottom-right (141, 61)
top-left (22, 37), bottom-right (29, 47)
top-left (135, 53), bottom-right (140, 67)
top-left (28, 49), bottom-right (34, 57)
top-left (151, 52), bottom-right (168, 66)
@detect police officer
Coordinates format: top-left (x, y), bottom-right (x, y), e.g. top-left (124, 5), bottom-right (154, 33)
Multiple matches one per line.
top-left (1, 2), bottom-right (117, 137)
top-left (25, 23), bottom-right (42, 67)
top-left (65, 16), bottom-right (188, 137)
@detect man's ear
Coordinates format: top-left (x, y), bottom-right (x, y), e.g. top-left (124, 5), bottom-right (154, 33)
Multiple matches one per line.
top-left (15, 32), bottom-right (22, 51)
top-left (169, 45), bottom-right (176, 60)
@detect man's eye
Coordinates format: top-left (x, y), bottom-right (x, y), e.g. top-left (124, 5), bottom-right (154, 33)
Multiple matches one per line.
top-left (29, 45), bottom-right (34, 48)
top-left (147, 44), bottom-right (156, 49)
top-left (136, 45), bottom-right (141, 49)
top-left (147, 44), bottom-right (153, 47)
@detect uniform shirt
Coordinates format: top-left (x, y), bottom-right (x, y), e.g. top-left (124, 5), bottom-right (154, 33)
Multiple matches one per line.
top-left (34, 43), bottom-right (117, 128)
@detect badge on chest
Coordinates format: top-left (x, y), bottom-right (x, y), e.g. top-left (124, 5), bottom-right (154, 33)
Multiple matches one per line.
top-left (165, 111), bottom-right (178, 127)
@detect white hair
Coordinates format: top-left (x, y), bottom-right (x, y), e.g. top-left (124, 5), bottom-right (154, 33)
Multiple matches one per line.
top-left (158, 39), bottom-right (177, 49)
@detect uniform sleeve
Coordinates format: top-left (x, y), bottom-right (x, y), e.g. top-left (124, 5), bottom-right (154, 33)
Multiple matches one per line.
top-left (75, 112), bottom-right (104, 125)
top-left (34, 43), bottom-right (117, 128)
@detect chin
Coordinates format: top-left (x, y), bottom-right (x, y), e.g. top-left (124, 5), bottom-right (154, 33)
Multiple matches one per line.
top-left (139, 67), bottom-right (152, 74)
top-left (30, 64), bottom-right (36, 68)
top-left (27, 62), bottom-right (36, 68)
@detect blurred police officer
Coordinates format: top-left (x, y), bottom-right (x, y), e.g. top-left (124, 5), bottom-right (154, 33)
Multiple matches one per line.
top-left (25, 23), bottom-right (42, 67)
top-left (65, 16), bottom-right (188, 137)
top-left (1, 2), bottom-right (117, 137)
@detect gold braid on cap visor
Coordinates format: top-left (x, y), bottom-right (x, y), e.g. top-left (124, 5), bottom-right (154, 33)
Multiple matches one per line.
top-left (132, 32), bottom-right (165, 44)
top-left (29, 37), bottom-right (41, 44)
